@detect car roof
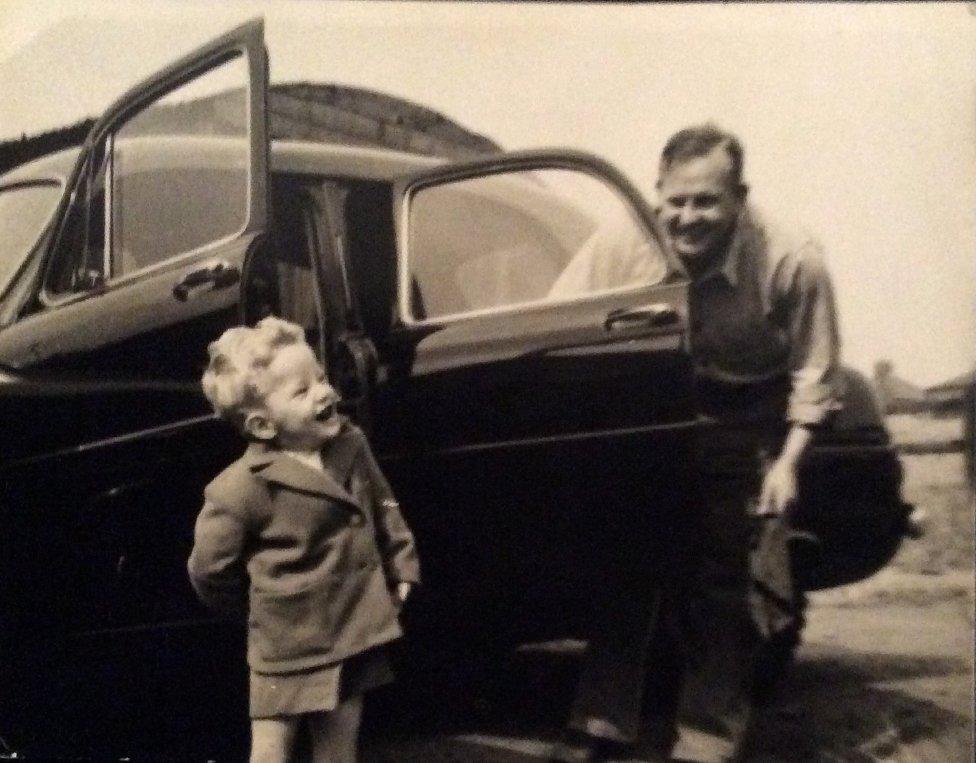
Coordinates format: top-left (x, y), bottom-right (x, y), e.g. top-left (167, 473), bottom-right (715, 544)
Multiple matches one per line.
top-left (274, 139), bottom-right (444, 179)
top-left (0, 135), bottom-right (446, 186)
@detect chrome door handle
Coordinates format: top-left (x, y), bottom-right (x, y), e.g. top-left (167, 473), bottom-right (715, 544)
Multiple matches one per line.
top-left (604, 303), bottom-right (680, 332)
top-left (173, 260), bottom-right (240, 301)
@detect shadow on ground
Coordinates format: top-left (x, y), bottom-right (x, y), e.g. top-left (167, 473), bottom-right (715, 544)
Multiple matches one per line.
top-left (746, 647), bottom-right (969, 762)
top-left (5, 629), bottom-right (969, 761)
top-left (362, 643), bottom-right (585, 762)
top-left (362, 641), bottom-right (972, 763)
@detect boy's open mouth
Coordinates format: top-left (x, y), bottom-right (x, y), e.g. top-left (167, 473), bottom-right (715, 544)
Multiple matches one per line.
top-left (315, 402), bottom-right (337, 422)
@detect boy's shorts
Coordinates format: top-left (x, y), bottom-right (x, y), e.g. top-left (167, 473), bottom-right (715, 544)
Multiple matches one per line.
top-left (249, 645), bottom-right (393, 719)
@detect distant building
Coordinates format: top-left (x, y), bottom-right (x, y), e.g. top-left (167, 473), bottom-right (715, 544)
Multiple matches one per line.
top-left (872, 360), bottom-right (975, 418)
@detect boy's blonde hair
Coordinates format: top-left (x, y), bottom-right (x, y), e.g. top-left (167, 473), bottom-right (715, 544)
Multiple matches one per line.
top-left (202, 316), bottom-right (309, 429)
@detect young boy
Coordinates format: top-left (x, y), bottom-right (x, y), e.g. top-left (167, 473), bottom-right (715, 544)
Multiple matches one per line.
top-left (188, 316), bottom-right (420, 763)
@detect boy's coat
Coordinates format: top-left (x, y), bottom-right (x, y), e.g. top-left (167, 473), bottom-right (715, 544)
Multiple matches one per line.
top-left (188, 422), bottom-right (420, 674)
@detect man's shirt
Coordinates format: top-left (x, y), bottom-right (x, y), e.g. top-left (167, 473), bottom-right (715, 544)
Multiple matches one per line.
top-left (678, 206), bottom-right (842, 426)
top-left (545, 204), bottom-right (841, 425)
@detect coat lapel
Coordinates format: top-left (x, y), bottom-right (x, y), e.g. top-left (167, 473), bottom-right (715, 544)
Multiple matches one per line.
top-left (319, 421), bottom-right (362, 490)
top-left (245, 427), bottom-right (362, 509)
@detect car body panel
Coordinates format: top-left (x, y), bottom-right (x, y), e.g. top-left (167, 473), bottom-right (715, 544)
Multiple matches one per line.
top-left (0, 148), bottom-right (908, 604)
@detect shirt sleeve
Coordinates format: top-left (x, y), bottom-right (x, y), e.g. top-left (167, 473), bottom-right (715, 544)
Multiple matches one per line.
top-left (773, 242), bottom-right (843, 426)
top-left (187, 499), bottom-right (248, 616)
top-left (358, 438), bottom-right (421, 586)
top-left (547, 212), bottom-right (667, 299)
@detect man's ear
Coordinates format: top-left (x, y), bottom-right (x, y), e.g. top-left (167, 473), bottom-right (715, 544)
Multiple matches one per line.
top-left (244, 410), bottom-right (276, 441)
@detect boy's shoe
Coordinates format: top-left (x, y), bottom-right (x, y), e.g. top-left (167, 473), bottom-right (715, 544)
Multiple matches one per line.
top-left (548, 730), bottom-right (637, 762)
top-left (548, 735), bottom-right (599, 762)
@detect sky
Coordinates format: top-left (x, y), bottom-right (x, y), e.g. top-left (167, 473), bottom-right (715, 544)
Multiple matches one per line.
top-left (1, 0), bottom-right (973, 386)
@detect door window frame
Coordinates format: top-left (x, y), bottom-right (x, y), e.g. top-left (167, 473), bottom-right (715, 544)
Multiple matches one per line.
top-left (34, 18), bottom-right (268, 311)
top-left (394, 150), bottom-right (681, 329)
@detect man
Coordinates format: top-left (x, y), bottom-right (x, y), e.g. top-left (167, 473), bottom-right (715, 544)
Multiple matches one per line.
top-left (661, 124), bottom-right (841, 762)
top-left (552, 124), bottom-right (842, 762)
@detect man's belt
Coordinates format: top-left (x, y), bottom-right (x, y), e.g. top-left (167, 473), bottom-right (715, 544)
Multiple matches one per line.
top-left (694, 372), bottom-right (791, 419)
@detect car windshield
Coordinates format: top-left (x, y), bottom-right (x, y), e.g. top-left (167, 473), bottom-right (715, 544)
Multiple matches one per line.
top-left (0, 181), bottom-right (63, 294)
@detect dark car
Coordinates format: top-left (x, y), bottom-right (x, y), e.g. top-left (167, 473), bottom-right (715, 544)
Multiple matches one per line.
top-left (0, 18), bottom-right (912, 759)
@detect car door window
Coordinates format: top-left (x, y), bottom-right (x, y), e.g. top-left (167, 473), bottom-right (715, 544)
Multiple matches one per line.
top-left (109, 54), bottom-right (249, 278)
top-left (0, 181), bottom-right (63, 296)
top-left (0, 20), bottom-right (267, 384)
top-left (42, 51), bottom-right (250, 300)
top-left (405, 169), bottom-right (668, 322)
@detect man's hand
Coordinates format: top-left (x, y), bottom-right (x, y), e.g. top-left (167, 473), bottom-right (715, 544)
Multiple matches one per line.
top-left (395, 582), bottom-right (413, 606)
top-left (755, 424), bottom-right (815, 517)
top-left (756, 457), bottom-right (799, 517)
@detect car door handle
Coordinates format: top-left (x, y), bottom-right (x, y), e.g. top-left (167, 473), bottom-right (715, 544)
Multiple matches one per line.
top-left (604, 303), bottom-right (680, 332)
top-left (173, 260), bottom-right (240, 301)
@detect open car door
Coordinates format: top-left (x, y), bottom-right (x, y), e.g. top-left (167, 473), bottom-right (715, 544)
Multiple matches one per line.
top-left (0, 17), bottom-right (269, 704)
top-left (377, 151), bottom-right (697, 637)
top-left (0, 17), bottom-right (268, 383)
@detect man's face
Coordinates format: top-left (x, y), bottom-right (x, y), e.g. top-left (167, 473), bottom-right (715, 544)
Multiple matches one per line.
top-left (258, 343), bottom-right (341, 451)
top-left (657, 146), bottom-right (745, 264)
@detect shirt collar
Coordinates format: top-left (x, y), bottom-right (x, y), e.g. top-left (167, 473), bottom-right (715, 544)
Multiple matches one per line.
top-left (243, 418), bottom-right (362, 508)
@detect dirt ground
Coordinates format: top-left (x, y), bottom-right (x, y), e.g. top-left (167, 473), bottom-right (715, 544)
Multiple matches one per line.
top-left (752, 430), bottom-right (974, 762)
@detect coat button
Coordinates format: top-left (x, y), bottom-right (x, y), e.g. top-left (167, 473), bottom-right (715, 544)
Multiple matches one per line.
top-left (350, 515), bottom-right (364, 527)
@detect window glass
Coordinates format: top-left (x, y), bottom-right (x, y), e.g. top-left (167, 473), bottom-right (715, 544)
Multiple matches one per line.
top-left (0, 182), bottom-right (62, 295)
top-left (109, 160), bottom-right (247, 275)
top-left (406, 169), bottom-right (666, 321)
top-left (110, 52), bottom-right (248, 277)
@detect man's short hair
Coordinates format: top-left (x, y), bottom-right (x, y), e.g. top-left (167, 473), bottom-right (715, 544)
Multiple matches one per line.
top-left (201, 316), bottom-right (308, 430)
top-left (659, 123), bottom-right (744, 186)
